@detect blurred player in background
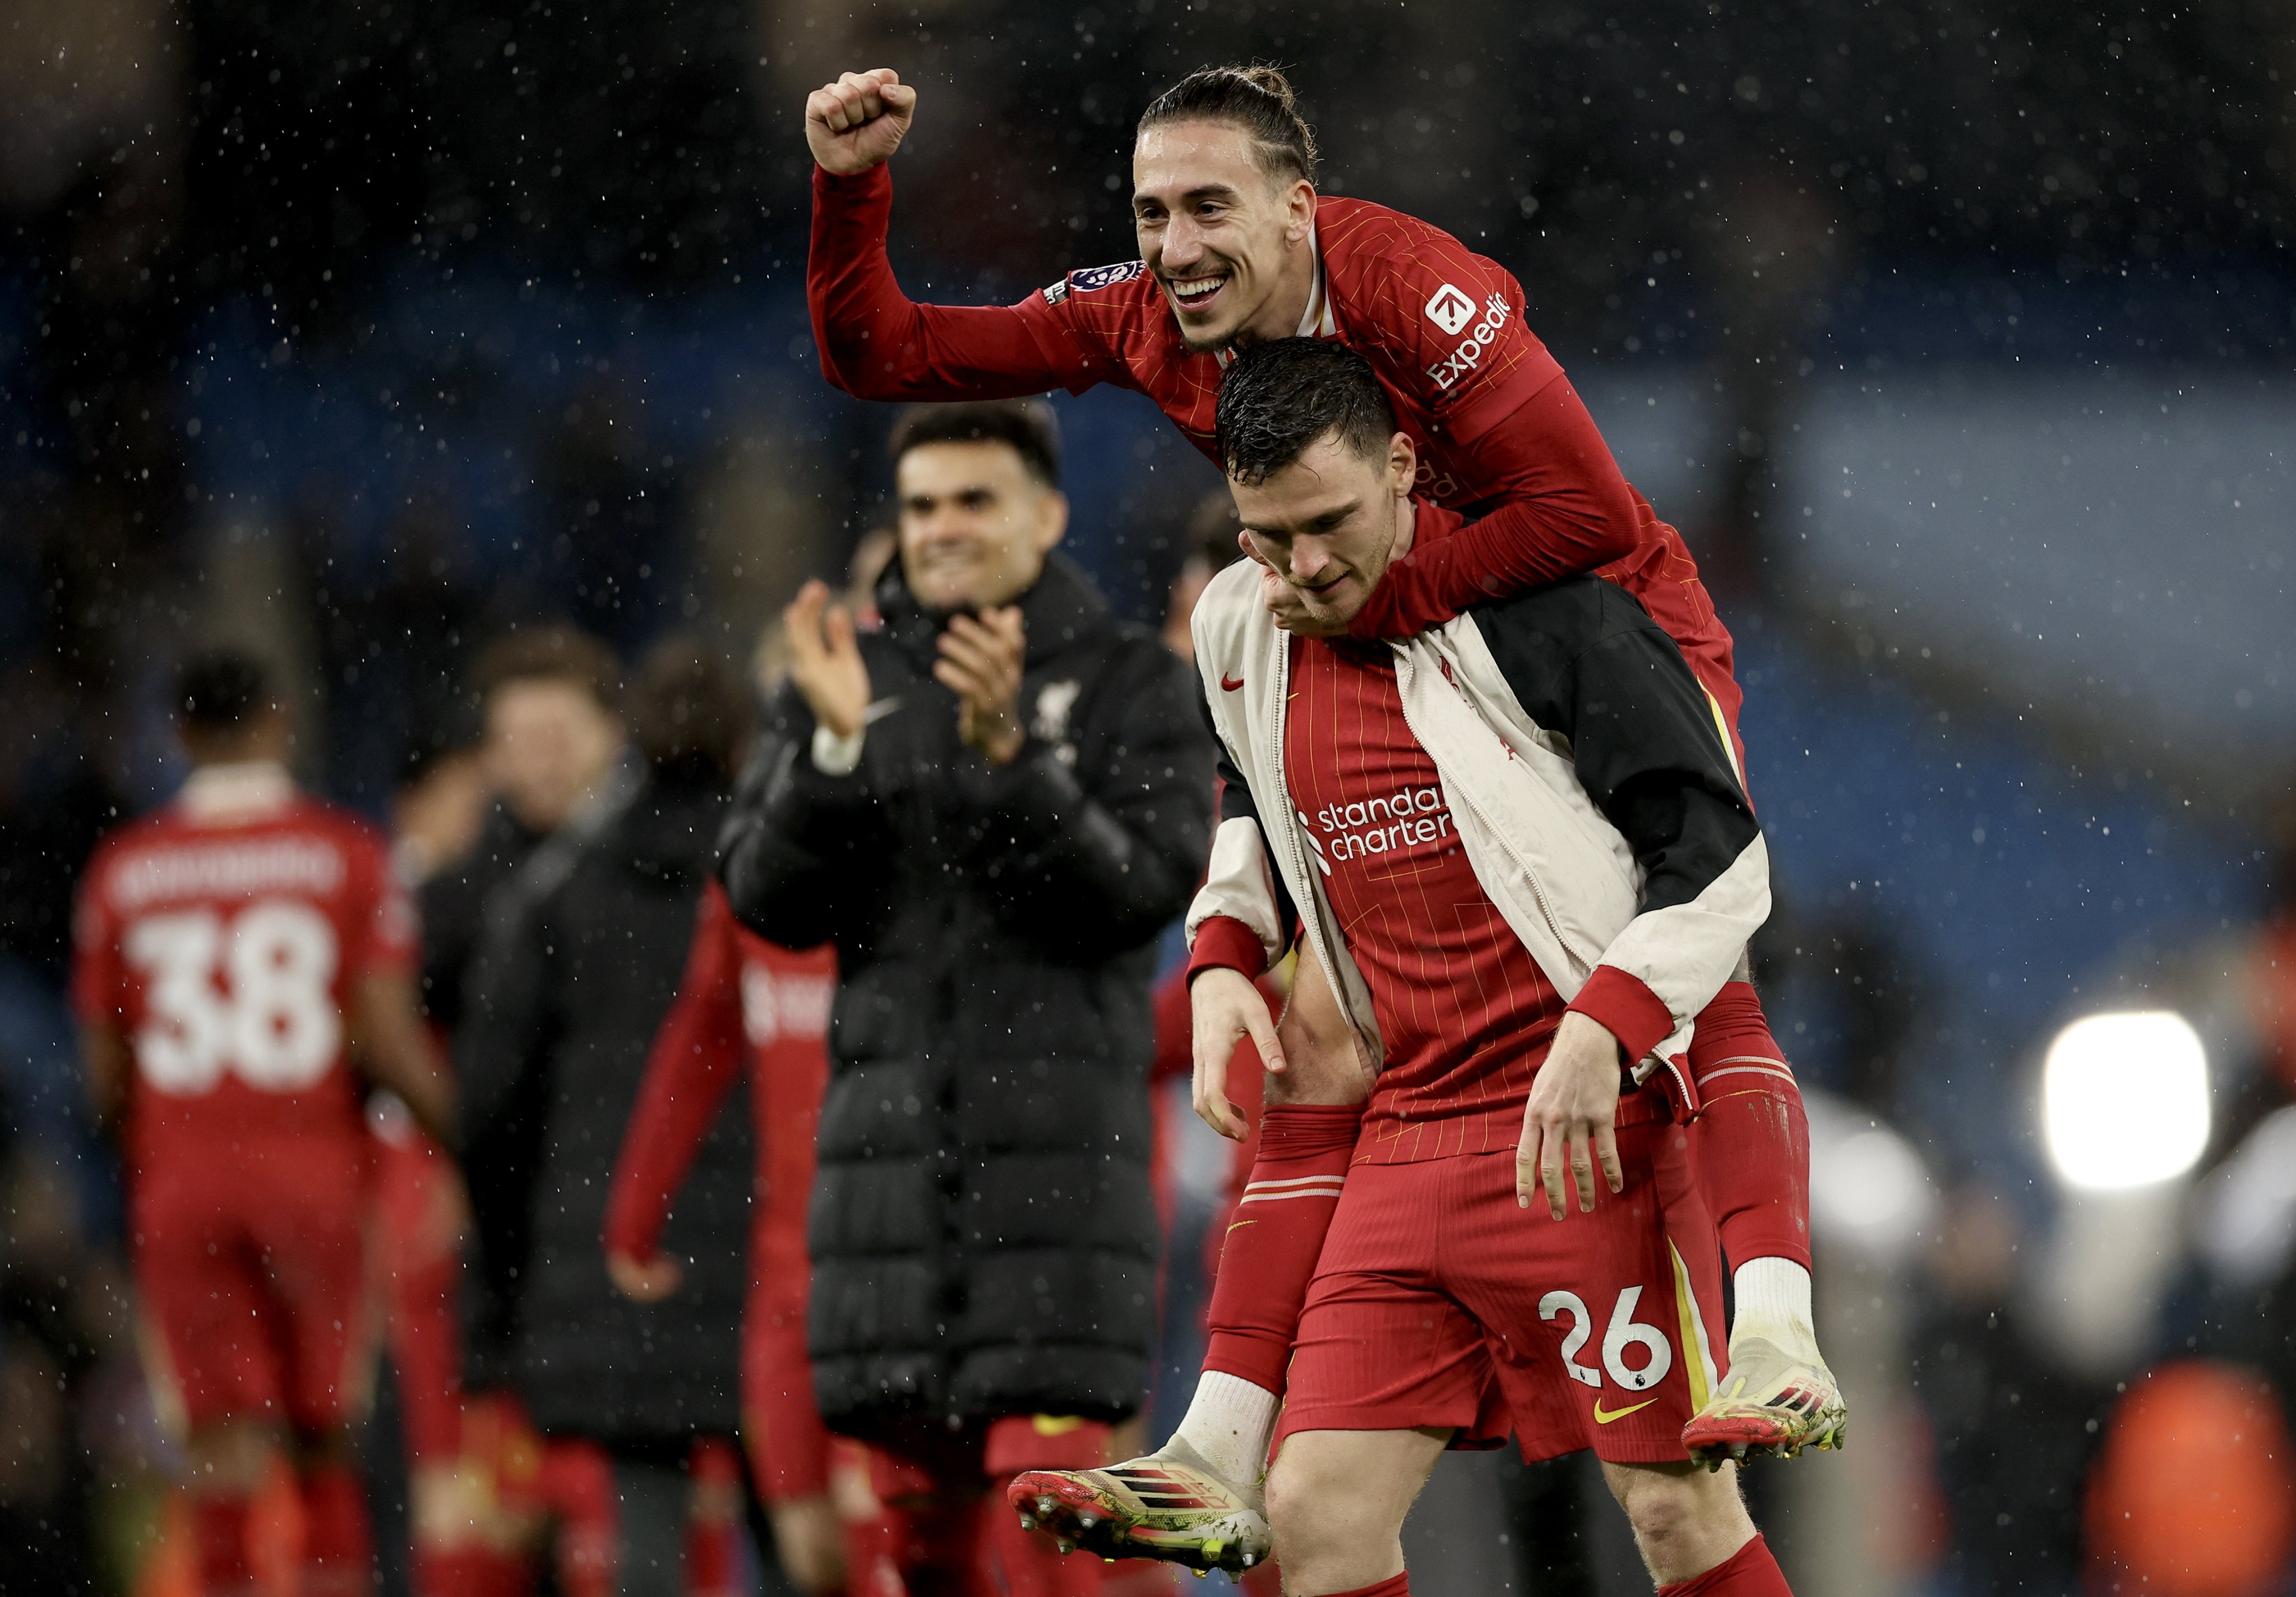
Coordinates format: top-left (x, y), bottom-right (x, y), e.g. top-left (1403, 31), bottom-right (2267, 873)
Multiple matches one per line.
top-left (607, 536), bottom-right (910, 1597)
top-left (398, 627), bottom-right (631, 1597)
top-left (604, 879), bottom-right (867, 1597)
top-left (378, 736), bottom-right (511, 1597)
top-left (457, 638), bottom-right (760, 1596)
top-left (72, 649), bottom-right (455, 1597)
top-left (802, 63), bottom-right (1831, 1547)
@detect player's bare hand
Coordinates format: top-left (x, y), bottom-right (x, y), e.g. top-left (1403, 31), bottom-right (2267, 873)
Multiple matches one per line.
top-left (1191, 965), bottom-right (1283, 1141)
top-left (805, 68), bottom-right (916, 176)
top-left (933, 606), bottom-right (1027, 764)
top-left (607, 1249), bottom-right (684, 1303)
top-left (1518, 1011), bottom-right (1627, 1219)
top-left (784, 580), bottom-right (872, 740)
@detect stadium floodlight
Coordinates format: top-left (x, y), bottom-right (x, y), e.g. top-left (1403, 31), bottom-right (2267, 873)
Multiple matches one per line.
top-left (2041, 1010), bottom-right (2210, 1192)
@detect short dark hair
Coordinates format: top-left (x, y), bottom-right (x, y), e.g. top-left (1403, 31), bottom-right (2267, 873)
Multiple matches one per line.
top-left (627, 634), bottom-right (747, 783)
top-left (1216, 339), bottom-right (1398, 486)
top-left (175, 648), bottom-right (275, 732)
top-left (1138, 66), bottom-right (1320, 187)
top-left (469, 625), bottom-right (620, 713)
top-left (889, 400), bottom-right (1061, 488)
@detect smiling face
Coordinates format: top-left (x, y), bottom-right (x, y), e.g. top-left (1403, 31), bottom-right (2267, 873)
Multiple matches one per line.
top-left (1133, 119), bottom-right (1319, 352)
top-left (1231, 427), bottom-right (1420, 633)
top-left (896, 440), bottom-right (1069, 612)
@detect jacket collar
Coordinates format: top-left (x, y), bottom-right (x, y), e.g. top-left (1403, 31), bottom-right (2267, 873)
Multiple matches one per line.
top-left (875, 550), bottom-right (1111, 671)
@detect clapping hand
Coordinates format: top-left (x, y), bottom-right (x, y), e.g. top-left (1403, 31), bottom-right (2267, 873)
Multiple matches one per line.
top-left (935, 607), bottom-right (1028, 765)
top-left (784, 580), bottom-right (871, 740)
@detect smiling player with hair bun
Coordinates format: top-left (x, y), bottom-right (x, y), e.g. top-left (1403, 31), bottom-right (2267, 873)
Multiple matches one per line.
top-left (803, 62), bottom-right (1841, 1572)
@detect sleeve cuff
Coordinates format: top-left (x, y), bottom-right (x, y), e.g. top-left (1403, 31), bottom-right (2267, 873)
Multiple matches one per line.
top-left (1188, 915), bottom-right (1271, 984)
top-left (814, 162), bottom-right (893, 200)
top-left (601, 1196), bottom-right (658, 1264)
top-left (1567, 966), bottom-right (1678, 1064)
top-left (810, 724), bottom-right (866, 776)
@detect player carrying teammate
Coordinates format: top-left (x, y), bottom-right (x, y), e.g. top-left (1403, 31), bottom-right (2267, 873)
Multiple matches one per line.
top-left (803, 59), bottom-right (1837, 1557)
top-left (1175, 339), bottom-right (1789, 1593)
top-left (73, 649), bottom-right (455, 1597)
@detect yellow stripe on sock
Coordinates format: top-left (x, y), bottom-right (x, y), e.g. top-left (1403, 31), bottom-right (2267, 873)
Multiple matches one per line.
top-left (1670, 1242), bottom-right (1718, 1411)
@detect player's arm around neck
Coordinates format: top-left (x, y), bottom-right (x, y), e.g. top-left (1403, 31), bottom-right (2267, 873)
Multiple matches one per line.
top-left (349, 969), bottom-right (457, 1151)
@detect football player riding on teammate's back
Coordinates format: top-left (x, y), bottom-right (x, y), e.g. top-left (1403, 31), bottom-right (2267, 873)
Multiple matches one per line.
top-left (801, 59), bottom-right (1841, 1577)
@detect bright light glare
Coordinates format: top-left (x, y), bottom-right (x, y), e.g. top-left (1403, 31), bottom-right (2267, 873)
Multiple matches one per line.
top-left (2043, 1011), bottom-right (2209, 1191)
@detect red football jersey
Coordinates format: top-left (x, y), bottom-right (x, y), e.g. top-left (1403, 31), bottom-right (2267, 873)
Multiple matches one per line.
top-left (1282, 633), bottom-right (1563, 1162)
top-left (809, 166), bottom-right (1738, 724)
top-left (604, 880), bottom-right (836, 1281)
top-left (71, 765), bottom-right (417, 1171)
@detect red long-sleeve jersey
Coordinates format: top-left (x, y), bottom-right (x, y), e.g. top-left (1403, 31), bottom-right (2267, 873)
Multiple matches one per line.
top-left (603, 881), bottom-right (834, 1303)
top-left (809, 164), bottom-right (1736, 730)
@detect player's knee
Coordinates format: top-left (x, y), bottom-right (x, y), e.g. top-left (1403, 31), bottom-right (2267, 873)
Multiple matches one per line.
top-left (1263, 1448), bottom-right (1375, 1564)
top-left (1605, 1460), bottom-right (1746, 1566)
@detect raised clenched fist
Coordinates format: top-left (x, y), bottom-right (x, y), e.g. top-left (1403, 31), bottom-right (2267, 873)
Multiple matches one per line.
top-left (805, 68), bottom-right (916, 176)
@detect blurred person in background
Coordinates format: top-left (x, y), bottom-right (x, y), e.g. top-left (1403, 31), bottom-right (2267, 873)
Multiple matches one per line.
top-left (1907, 1186), bottom-right (2109, 1594)
top-left (716, 398), bottom-right (1214, 1597)
top-left (373, 733), bottom-right (506, 1597)
top-left (0, 1137), bottom-right (126, 1597)
top-left (70, 648), bottom-right (455, 1597)
top-left (457, 636), bottom-right (763, 1596)
top-left (409, 626), bottom-right (629, 1597)
top-left (805, 64), bottom-right (1833, 1509)
top-left (607, 531), bottom-right (923, 1597)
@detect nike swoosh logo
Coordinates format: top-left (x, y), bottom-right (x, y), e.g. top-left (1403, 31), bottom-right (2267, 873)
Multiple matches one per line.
top-left (862, 696), bottom-right (903, 726)
top-left (1593, 1396), bottom-right (1659, 1425)
top-left (1221, 674), bottom-right (1245, 692)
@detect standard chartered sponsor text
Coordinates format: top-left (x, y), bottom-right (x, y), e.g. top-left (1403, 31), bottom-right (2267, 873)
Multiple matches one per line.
top-left (1309, 785), bottom-right (1455, 863)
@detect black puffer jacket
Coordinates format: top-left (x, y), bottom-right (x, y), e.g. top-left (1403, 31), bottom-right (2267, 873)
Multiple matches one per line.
top-left (458, 768), bottom-right (753, 1445)
top-left (719, 553), bottom-right (1213, 1436)
top-left (419, 803), bottom-right (546, 1390)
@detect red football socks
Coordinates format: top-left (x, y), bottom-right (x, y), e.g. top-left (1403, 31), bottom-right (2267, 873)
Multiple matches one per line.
top-left (683, 1438), bottom-right (744, 1597)
top-left (1656, 1534), bottom-right (1792, 1596)
top-left (1687, 984), bottom-right (1812, 1271)
top-left (1203, 1102), bottom-right (1365, 1391)
top-left (192, 1494), bottom-right (256, 1596)
top-left (298, 1462), bottom-right (376, 1597)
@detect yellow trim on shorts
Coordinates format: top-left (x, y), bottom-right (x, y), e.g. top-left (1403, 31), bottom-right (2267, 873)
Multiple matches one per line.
top-left (1669, 1242), bottom-right (1718, 1411)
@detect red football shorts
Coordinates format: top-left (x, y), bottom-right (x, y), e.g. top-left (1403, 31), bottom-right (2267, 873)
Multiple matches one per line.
top-left (1276, 1120), bottom-right (1727, 1466)
top-left (741, 1272), bottom-right (832, 1503)
top-left (132, 1139), bottom-right (375, 1432)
